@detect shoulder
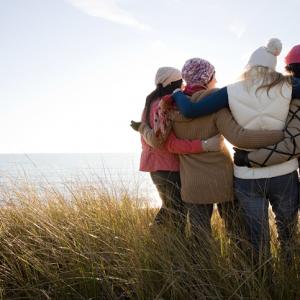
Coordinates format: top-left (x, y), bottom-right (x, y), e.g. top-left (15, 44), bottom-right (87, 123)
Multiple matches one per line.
top-left (191, 88), bottom-right (220, 102)
top-left (216, 107), bottom-right (231, 118)
top-left (227, 80), bottom-right (246, 94)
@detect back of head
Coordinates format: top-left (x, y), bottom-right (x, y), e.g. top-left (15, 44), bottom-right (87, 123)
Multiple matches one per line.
top-left (181, 58), bottom-right (215, 87)
top-left (247, 38), bottom-right (282, 70)
top-left (144, 67), bottom-right (182, 126)
top-left (155, 66), bottom-right (182, 87)
top-left (285, 44), bottom-right (300, 78)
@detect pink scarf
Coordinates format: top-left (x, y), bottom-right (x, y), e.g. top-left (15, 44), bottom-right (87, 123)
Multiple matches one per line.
top-left (184, 84), bottom-right (207, 96)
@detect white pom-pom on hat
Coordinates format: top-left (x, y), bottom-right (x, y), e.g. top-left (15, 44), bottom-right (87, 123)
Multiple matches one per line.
top-left (247, 38), bottom-right (283, 70)
top-left (266, 38), bottom-right (282, 56)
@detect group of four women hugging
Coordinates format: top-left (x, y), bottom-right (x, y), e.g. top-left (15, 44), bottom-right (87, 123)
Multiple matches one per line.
top-left (131, 38), bottom-right (300, 264)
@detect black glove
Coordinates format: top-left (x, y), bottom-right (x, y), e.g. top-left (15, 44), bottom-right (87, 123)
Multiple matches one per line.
top-left (130, 120), bottom-right (141, 132)
top-left (233, 147), bottom-right (251, 167)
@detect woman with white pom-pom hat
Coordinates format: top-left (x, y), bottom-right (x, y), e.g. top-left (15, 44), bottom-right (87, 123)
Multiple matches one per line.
top-left (171, 38), bottom-right (300, 263)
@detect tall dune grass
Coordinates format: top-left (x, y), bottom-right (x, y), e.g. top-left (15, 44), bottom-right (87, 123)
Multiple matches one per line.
top-left (0, 181), bottom-right (299, 299)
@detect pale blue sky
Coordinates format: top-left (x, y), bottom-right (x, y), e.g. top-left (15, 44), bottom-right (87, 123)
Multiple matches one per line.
top-left (0, 0), bottom-right (299, 153)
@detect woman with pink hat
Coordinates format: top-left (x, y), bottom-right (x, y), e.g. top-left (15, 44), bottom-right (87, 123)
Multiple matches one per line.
top-left (136, 58), bottom-right (282, 243)
top-left (171, 39), bottom-right (300, 263)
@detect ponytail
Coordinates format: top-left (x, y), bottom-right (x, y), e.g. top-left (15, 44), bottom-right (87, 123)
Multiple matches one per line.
top-left (144, 85), bottom-right (162, 126)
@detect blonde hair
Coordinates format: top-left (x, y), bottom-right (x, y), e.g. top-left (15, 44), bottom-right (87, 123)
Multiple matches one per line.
top-left (241, 66), bottom-right (292, 96)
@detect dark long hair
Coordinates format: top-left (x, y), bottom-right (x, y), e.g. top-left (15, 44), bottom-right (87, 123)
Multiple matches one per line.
top-left (144, 79), bottom-right (182, 126)
top-left (286, 63), bottom-right (300, 78)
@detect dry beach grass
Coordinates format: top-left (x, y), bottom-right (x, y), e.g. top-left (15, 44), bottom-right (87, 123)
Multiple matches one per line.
top-left (0, 181), bottom-right (299, 299)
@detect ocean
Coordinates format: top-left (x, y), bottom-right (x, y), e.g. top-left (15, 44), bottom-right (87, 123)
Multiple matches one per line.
top-left (0, 153), bottom-right (159, 204)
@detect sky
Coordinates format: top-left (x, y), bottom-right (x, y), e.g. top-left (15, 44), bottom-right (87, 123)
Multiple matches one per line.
top-left (0, 0), bottom-right (299, 153)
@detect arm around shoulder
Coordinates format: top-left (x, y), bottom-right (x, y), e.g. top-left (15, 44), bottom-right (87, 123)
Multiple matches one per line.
top-left (172, 87), bottom-right (229, 118)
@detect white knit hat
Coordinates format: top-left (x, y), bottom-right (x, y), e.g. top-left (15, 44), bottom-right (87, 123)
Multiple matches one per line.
top-left (247, 38), bottom-right (282, 70)
top-left (155, 66), bottom-right (182, 87)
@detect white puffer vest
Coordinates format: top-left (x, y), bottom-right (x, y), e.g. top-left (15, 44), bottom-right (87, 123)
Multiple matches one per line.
top-left (227, 79), bottom-right (298, 179)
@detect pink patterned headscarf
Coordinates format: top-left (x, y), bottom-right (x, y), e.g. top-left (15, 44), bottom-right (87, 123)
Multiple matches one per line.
top-left (182, 58), bottom-right (215, 86)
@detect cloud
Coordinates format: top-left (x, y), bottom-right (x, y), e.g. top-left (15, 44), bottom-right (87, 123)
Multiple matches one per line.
top-left (150, 40), bottom-right (168, 52)
top-left (66, 0), bottom-right (151, 31)
top-left (228, 20), bottom-right (246, 39)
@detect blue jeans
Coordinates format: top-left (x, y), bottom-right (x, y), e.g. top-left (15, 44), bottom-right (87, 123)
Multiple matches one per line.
top-left (234, 171), bottom-right (299, 262)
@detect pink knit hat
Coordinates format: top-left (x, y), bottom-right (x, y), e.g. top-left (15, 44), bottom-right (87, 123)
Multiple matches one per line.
top-left (285, 44), bottom-right (300, 65)
top-left (181, 58), bottom-right (215, 86)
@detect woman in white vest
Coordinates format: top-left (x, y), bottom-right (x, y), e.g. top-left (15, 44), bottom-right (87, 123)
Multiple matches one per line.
top-left (171, 38), bottom-right (300, 263)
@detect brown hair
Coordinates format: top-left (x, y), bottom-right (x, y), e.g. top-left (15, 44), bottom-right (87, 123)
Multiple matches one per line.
top-left (241, 66), bottom-right (292, 96)
top-left (285, 63), bottom-right (300, 78)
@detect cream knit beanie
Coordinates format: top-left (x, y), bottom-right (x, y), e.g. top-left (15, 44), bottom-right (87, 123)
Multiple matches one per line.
top-left (155, 67), bottom-right (182, 87)
top-left (247, 38), bottom-right (282, 70)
